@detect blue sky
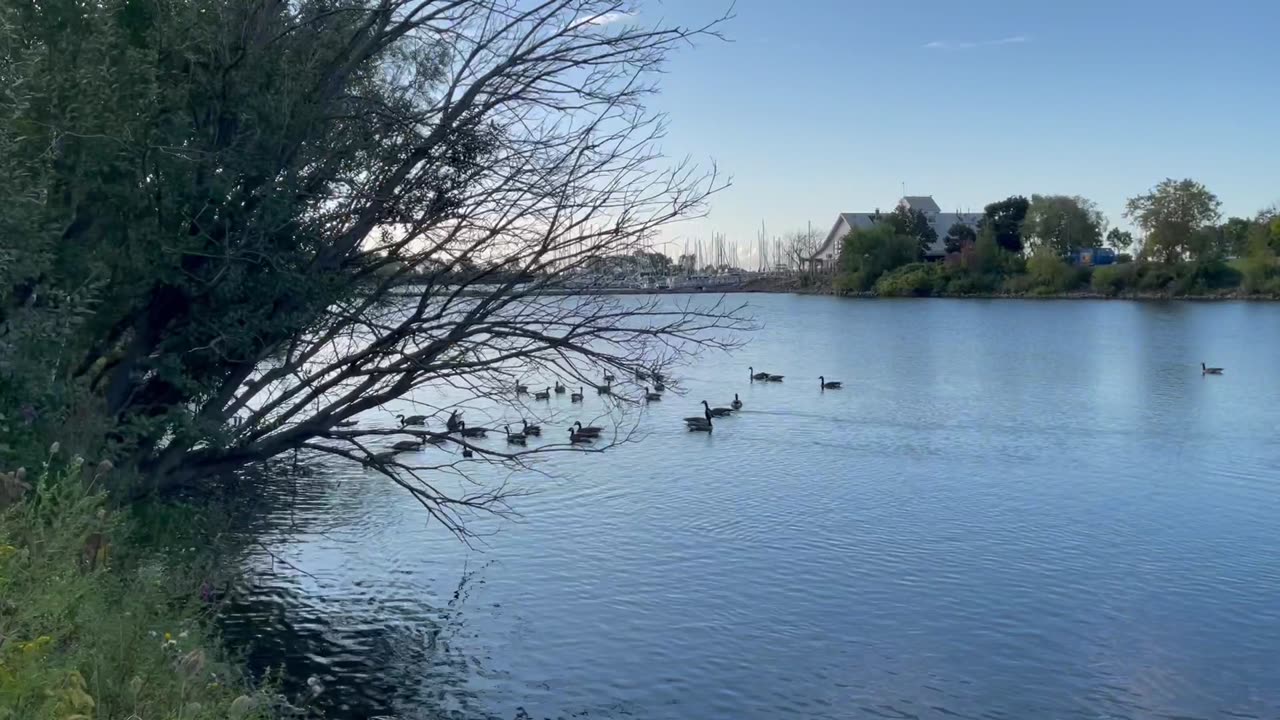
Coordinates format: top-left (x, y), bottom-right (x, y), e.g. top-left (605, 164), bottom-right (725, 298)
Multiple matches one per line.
top-left (640, 0), bottom-right (1279, 262)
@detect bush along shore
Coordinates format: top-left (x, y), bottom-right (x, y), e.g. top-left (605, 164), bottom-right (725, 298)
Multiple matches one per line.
top-left (0, 452), bottom-right (279, 720)
top-left (825, 182), bottom-right (1280, 300)
top-left (842, 255), bottom-right (1280, 300)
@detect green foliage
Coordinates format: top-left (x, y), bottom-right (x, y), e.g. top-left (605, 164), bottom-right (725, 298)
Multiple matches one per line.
top-left (885, 206), bottom-right (938, 259)
top-left (1240, 256), bottom-right (1280, 295)
top-left (0, 457), bottom-right (272, 720)
top-left (823, 186), bottom-right (1274, 299)
top-left (943, 271), bottom-right (999, 295)
top-left (2, 0), bottom-right (731, 505)
top-left (943, 222), bottom-right (976, 254)
top-left (964, 228), bottom-right (1022, 276)
top-left (1106, 228), bottom-right (1135, 252)
top-left (836, 224), bottom-right (918, 292)
top-left (1124, 178), bottom-right (1222, 262)
top-left (1091, 264), bottom-right (1137, 296)
top-left (1221, 217), bottom-right (1254, 257)
top-left (981, 196), bottom-right (1030, 253)
top-left (1026, 246), bottom-right (1079, 293)
top-left (873, 263), bottom-right (943, 297)
top-left (1245, 209), bottom-right (1280, 256)
top-left (1087, 260), bottom-right (1242, 297)
top-left (1238, 216), bottom-right (1280, 294)
top-left (1023, 194), bottom-right (1105, 255)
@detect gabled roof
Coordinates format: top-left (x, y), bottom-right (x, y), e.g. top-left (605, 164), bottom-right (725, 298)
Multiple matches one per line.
top-left (901, 196), bottom-right (941, 213)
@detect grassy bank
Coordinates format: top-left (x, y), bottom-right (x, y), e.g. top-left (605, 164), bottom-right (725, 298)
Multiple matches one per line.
top-left (0, 454), bottom-right (272, 720)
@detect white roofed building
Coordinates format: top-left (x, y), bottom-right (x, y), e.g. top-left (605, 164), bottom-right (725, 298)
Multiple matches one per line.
top-left (808, 196), bottom-right (982, 271)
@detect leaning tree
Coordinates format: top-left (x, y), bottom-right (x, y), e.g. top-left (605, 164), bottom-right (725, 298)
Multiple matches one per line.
top-left (0, 0), bottom-right (749, 533)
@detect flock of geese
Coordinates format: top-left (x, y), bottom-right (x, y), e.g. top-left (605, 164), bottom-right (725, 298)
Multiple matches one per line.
top-left (360, 359), bottom-right (1225, 462)
top-left (680, 366), bottom-right (844, 433)
top-left (357, 364), bottom-right (850, 463)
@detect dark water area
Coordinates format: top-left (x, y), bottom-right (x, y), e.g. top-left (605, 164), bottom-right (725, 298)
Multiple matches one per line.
top-left (222, 295), bottom-right (1280, 719)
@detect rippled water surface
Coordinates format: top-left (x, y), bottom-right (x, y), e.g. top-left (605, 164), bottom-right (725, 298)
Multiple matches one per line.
top-left (223, 295), bottom-right (1280, 719)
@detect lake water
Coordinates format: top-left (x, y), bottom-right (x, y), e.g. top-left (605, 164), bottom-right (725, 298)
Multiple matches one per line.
top-left (223, 295), bottom-right (1280, 720)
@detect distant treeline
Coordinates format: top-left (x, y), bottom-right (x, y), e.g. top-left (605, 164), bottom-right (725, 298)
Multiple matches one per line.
top-left (833, 180), bottom-right (1280, 298)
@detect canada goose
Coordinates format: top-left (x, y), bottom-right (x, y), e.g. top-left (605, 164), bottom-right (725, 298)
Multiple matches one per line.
top-left (368, 450), bottom-right (398, 464)
top-left (446, 410), bottom-right (463, 433)
top-left (686, 404), bottom-right (716, 420)
top-left (570, 387), bottom-right (584, 402)
top-left (701, 400), bottom-right (733, 417)
top-left (504, 425), bottom-right (527, 445)
top-left (522, 420), bottom-right (542, 436)
top-left (397, 414), bottom-right (427, 426)
top-left (334, 419), bottom-right (359, 428)
top-left (635, 369), bottom-right (649, 381)
top-left (603, 373), bottom-right (616, 382)
top-left (654, 379), bottom-right (666, 392)
top-left (749, 366), bottom-right (770, 381)
top-left (645, 386), bottom-right (663, 402)
top-left (462, 447), bottom-right (474, 458)
top-left (730, 393), bottom-right (742, 410)
top-left (686, 415), bottom-right (713, 432)
top-left (1201, 362), bottom-right (1224, 375)
top-left (391, 439), bottom-right (423, 452)
top-left (456, 421), bottom-right (487, 438)
top-left (573, 421), bottom-right (603, 436)
top-left (515, 383), bottom-right (529, 394)
top-left (684, 406), bottom-right (714, 426)
top-left (820, 376), bottom-right (843, 390)
top-left (534, 387), bottom-right (551, 400)
top-left (766, 374), bottom-right (784, 382)
top-left (596, 382), bottom-right (611, 395)
top-left (568, 427), bottom-right (595, 444)
top-left (554, 381), bottom-right (566, 394)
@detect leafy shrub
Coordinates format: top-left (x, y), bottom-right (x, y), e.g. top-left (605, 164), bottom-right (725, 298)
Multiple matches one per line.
top-left (1026, 247), bottom-right (1077, 293)
top-left (945, 272), bottom-right (999, 295)
top-left (873, 263), bottom-right (941, 297)
top-left (1135, 263), bottom-right (1177, 291)
top-left (837, 225), bottom-right (919, 292)
top-left (1241, 253), bottom-right (1280, 294)
top-left (0, 456), bottom-right (273, 720)
top-left (1091, 264), bottom-right (1136, 296)
top-left (1000, 273), bottom-right (1035, 294)
top-left (1194, 259), bottom-right (1243, 290)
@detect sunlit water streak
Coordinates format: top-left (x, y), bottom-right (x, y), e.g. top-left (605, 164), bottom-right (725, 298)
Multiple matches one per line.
top-left (224, 296), bottom-right (1280, 719)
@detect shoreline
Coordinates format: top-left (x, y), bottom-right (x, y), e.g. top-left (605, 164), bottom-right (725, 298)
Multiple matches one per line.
top-left (822, 289), bottom-right (1280, 302)
top-left (514, 287), bottom-right (1280, 302)
top-left (391, 281), bottom-right (1280, 302)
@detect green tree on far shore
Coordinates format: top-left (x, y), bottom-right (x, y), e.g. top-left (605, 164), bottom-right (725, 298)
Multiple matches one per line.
top-left (944, 222), bottom-right (977, 254)
top-left (1106, 228), bottom-right (1135, 254)
top-left (981, 196), bottom-right (1030, 253)
top-left (885, 205), bottom-right (938, 259)
top-left (1221, 217), bottom-right (1254, 257)
top-left (1124, 178), bottom-right (1221, 263)
top-left (836, 224), bottom-right (918, 291)
top-left (1023, 195), bottom-right (1105, 256)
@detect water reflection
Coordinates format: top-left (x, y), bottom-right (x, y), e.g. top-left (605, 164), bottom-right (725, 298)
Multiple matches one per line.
top-left (223, 296), bottom-right (1280, 720)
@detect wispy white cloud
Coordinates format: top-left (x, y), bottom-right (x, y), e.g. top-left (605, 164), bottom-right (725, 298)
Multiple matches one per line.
top-left (585, 11), bottom-right (632, 26)
top-left (924, 35), bottom-right (1029, 50)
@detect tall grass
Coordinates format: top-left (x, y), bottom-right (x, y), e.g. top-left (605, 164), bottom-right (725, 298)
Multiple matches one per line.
top-left (0, 452), bottom-right (272, 719)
